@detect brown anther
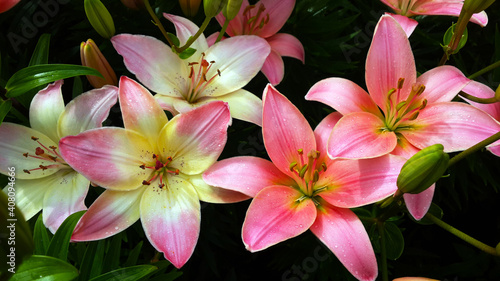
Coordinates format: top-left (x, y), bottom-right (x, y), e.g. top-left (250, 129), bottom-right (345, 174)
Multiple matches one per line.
top-left (408, 111), bottom-right (419, 121)
top-left (188, 62), bottom-right (199, 66)
top-left (217, 69), bottom-right (221, 76)
top-left (321, 162), bottom-right (327, 172)
top-left (39, 165), bottom-right (48, 170)
top-left (167, 156), bottom-right (173, 161)
top-left (243, 4), bottom-right (255, 15)
top-left (23, 153), bottom-right (29, 157)
top-left (397, 78), bottom-right (405, 89)
top-left (159, 183), bottom-right (165, 188)
top-left (139, 164), bottom-right (146, 169)
top-left (23, 169), bottom-right (31, 174)
top-left (142, 180), bottom-right (151, 185)
top-left (297, 149), bottom-right (303, 155)
top-left (49, 146), bottom-right (57, 150)
top-left (210, 60), bottom-right (215, 64)
top-left (313, 170), bottom-right (320, 182)
top-left (48, 156), bottom-right (57, 161)
top-left (420, 99), bottom-right (428, 110)
top-left (174, 169), bottom-right (180, 175)
top-left (35, 147), bottom-right (45, 155)
top-left (152, 154), bottom-right (157, 159)
top-left (31, 136), bottom-right (39, 141)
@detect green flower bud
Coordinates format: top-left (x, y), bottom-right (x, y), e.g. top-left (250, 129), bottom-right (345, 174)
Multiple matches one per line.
top-left (223, 0), bottom-right (243, 21)
top-left (463, 0), bottom-right (496, 14)
top-left (84, 0), bottom-right (115, 39)
top-left (443, 23), bottom-right (468, 55)
top-left (397, 144), bottom-right (449, 194)
top-left (204, 0), bottom-right (227, 18)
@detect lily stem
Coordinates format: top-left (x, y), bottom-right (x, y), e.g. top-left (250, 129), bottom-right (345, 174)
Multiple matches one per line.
top-left (448, 131), bottom-right (500, 167)
top-left (468, 60), bottom-right (500, 80)
top-left (424, 213), bottom-right (499, 256)
top-left (377, 220), bottom-right (389, 281)
top-left (458, 90), bottom-right (499, 104)
top-left (144, 0), bottom-right (171, 46)
top-left (215, 18), bottom-right (230, 43)
top-left (176, 16), bottom-right (212, 53)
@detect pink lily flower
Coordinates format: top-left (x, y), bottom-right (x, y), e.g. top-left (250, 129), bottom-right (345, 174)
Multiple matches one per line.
top-left (111, 14), bottom-right (270, 126)
top-left (208, 0), bottom-right (305, 85)
top-left (461, 80), bottom-right (500, 156)
top-left (59, 77), bottom-right (246, 268)
top-left (0, 0), bottom-right (20, 13)
top-left (203, 84), bottom-right (407, 281)
top-left (306, 15), bottom-right (500, 219)
top-left (0, 80), bottom-right (118, 232)
top-left (380, 0), bottom-right (488, 31)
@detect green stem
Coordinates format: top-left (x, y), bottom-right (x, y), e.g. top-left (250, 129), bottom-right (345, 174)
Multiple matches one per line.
top-left (175, 16), bottom-right (212, 53)
top-left (458, 91), bottom-right (499, 104)
top-left (448, 131), bottom-right (500, 167)
top-left (438, 10), bottom-right (471, 66)
top-left (144, 0), bottom-right (172, 45)
top-left (215, 18), bottom-right (230, 43)
top-left (377, 221), bottom-right (389, 281)
top-left (424, 213), bottom-right (499, 256)
top-left (468, 60), bottom-right (500, 80)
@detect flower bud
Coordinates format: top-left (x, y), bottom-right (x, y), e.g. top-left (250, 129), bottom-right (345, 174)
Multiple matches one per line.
top-left (84, 0), bottom-right (116, 39)
top-left (204, 0), bottom-right (227, 18)
top-left (223, 0), bottom-right (243, 21)
top-left (179, 0), bottom-right (202, 17)
top-left (397, 144), bottom-right (449, 194)
top-left (80, 39), bottom-right (118, 88)
top-left (0, 0), bottom-right (20, 13)
top-left (463, 0), bottom-right (496, 14)
top-left (120, 0), bottom-right (145, 10)
top-left (442, 23), bottom-right (468, 54)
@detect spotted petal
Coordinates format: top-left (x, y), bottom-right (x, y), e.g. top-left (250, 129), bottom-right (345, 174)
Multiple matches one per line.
top-left (72, 188), bottom-right (143, 241)
top-left (30, 80), bottom-right (65, 143)
top-left (310, 204), bottom-right (377, 281)
top-left (140, 175), bottom-right (200, 268)
top-left (242, 185), bottom-right (317, 252)
top-left (59, 127), bottom-right (154, 190)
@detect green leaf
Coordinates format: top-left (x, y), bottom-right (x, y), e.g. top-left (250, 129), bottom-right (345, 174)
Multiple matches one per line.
top-left (5, 64), bottom-right (103, 98)
top-left (89, 265), bottom-right (158, 281)
top-left (167, 32), bottom-right (180, 47)
top-left (29, 34), bottom-right (51, 66)
top-left (383, 222), bottom-right (404, 260)
top-left (79, 240), bottom-right (105, 281)
top-left (72, 76), bottom-right (83, 99)
top-left (84, 0), bottom-right (115, 39)
top-left (123, 241), bottom-right (143, 267)
top-left (9, 255), bottom-right (78, 281)
top-left (102, 233), bottom-right (122, 273)
top-left (33, 214), bottom-right (50, 255)
top-left (179, 48), bottom-right (197, 60)
top-left (0, 99), bottom-right (12, 125)
top-left (46, 210), bottom-right (86, 262)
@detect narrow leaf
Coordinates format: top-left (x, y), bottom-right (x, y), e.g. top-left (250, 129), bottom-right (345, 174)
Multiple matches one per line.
top-left (46, 210), bottom-right (86, 261)
top-left (89, 265), bottom-right (158, 281)
top-left (102, 233), bottom-right (122, 273)
top-left (29, 34), bottom-right (51, 66)
top-left (9, 255), bottom-right (79, 281)
top-left (79, 240), bottom-right (105, 281)
top-left (5, 64), bottom-right (103, 98)
top-left (123, 241), bottom-right (143, 267)
top-left (33, 214), bottom-right (51, 255)
top-left (0, 99), bottom-right (12, 125)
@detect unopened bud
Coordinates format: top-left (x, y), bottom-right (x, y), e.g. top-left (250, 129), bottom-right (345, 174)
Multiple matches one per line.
top-left (443, 23), bottom-right (468, 54)
top-left (397, 144), bottom-right (449, 194)
top-left (223, 0), bottom-right (243, 21)
top-left (204, 0), bottom-right (228, 18)
top-left (464, 0), bottom-right (496, 14)
top-left (84, 0), bottom-right (116, 39)
top-left (120, 0), bottom-right (145, 10)
top-left (179, 0), bottom-right (202, 17)
top-left (80, 39), bottom-right (117, 88)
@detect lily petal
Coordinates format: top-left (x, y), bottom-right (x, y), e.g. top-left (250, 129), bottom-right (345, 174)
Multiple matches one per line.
top-left (318, 155), bottom-right (404, 208)
top-left (111, 34), bottom-right (188, 98)
top-left (30, 80), bottom-right (65, 143)
top-left (404, 185), bottom-right (436, 220)
top-left (202, 35), bottom-right (270, 96)
top-left (154, 95), bottom-right (182, 115)
top-left (386, 13), bottom-right (418, 37)
top-left (306, 78), bottom-right (380, 116)
top-left (140, 175), bottom-right (200, 268)
top-left (71, 188), bottom-right (143, 241)
top-left (417, 65), bottom-right (469, 103)
top-left (366, 15), bottom-right (416, 110)
top-left (214, 0), bottom-right (248, 36)
top-left (57, 85), bottom-right (118, 138)
top-left (461, 81), bottom-right (500, 120)
top-left (263, 84), bottom-right (316, 178)
top-left (182, 173), bottom-right (250, 203)
top-left (43, 171), bottom-right (89, 233)
top-left (4, 178), bottom-right (46, 220)
top-left (255, 0), bottom-right (296, 38)
top-left (328, 112), bottom-right (398, 159)
top-left (163, 13), bottom-right (208, 57)
top-left (488, 145), bottom-right (500, 157)
top-left (59, 127), bottom-right (154, 190)
top-left (158, 101), bottom-right (231, 175)
top-left (310, 204), bottom-right (377, 281)
top-left (0, 123), bottom-right (62, 179)
top-left (119, 77), bottom-right (168, 146)
top-left (402, 103), bottom-right (500, 152)
top-left (314, 112), bottom-right (342, 156)
top-left (267, 33), bottom-right (305, 63)
top-left (412, 2), bottom-right (488, 27)
top-left (261, 49), bottom-right (284, 86)
top-left (203, 156), bottom-right (295, 197)
top-left (242, 185), bottom-right (317, 252)
top-left (212, 89), bottom-right (263, 126)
